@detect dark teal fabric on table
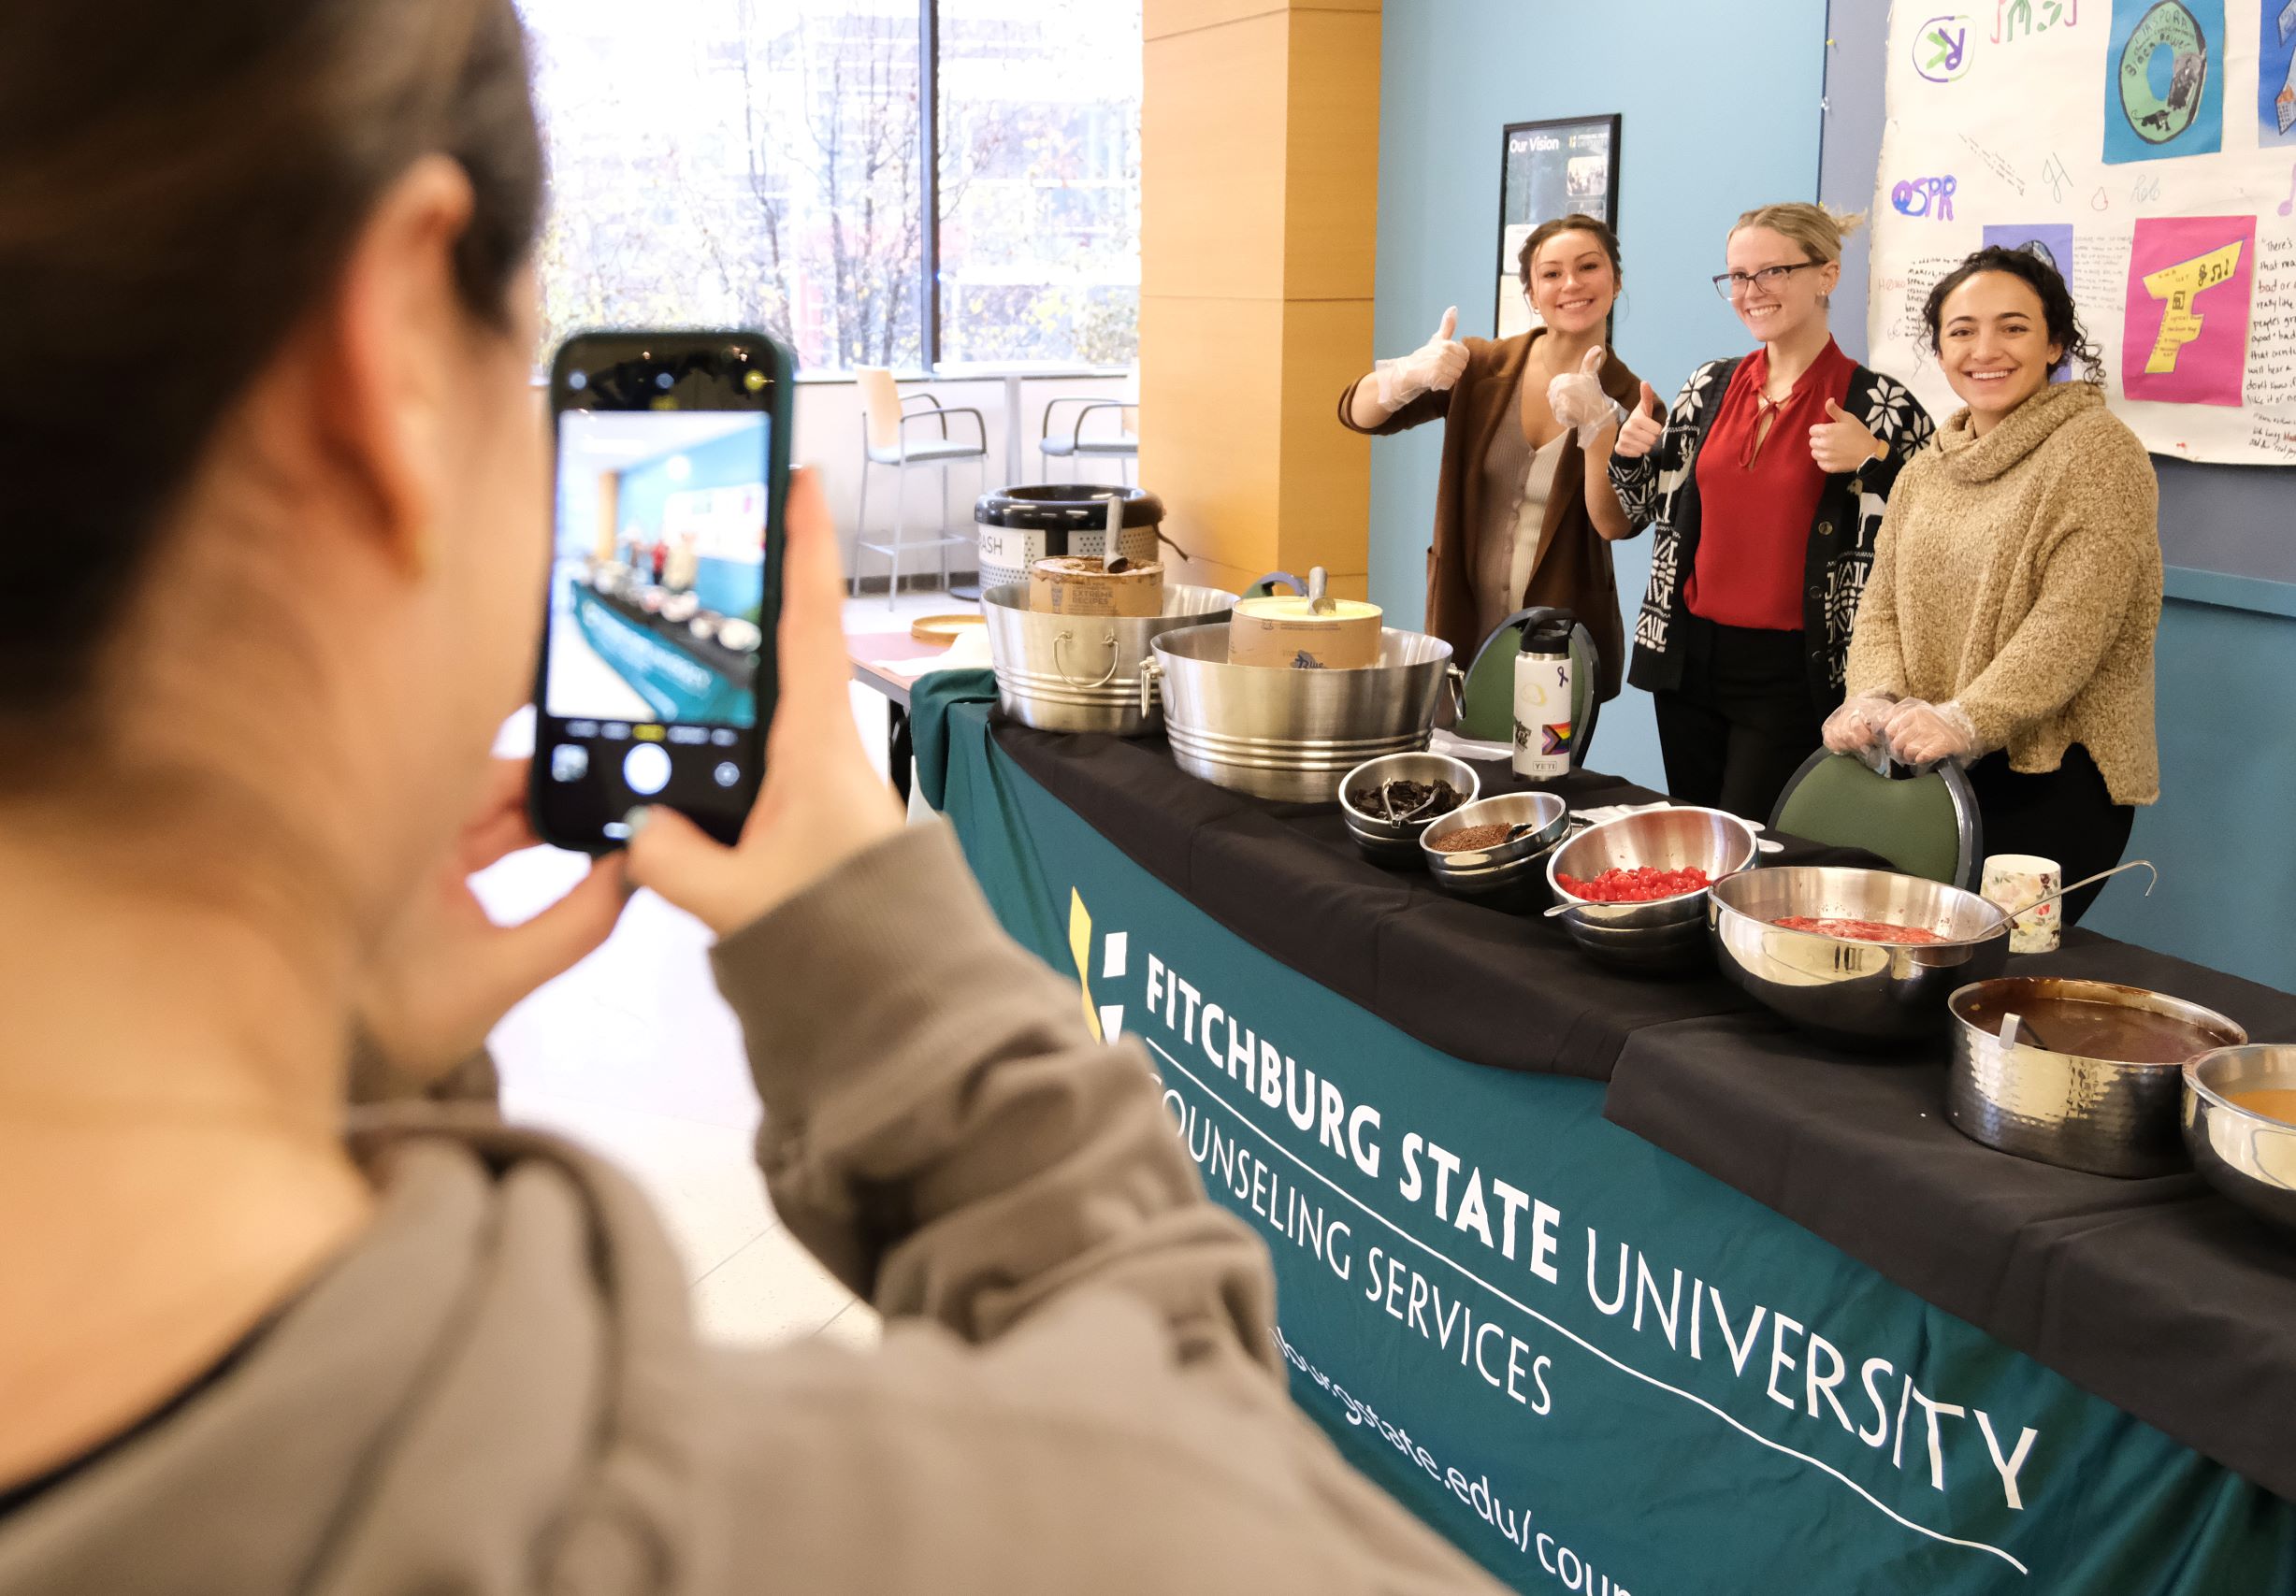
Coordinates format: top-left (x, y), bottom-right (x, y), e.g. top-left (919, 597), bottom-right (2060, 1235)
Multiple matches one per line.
top-left (932, 700), bottom-right (2296, 1596)
top-left (904, 666), bottom-right (996, 810)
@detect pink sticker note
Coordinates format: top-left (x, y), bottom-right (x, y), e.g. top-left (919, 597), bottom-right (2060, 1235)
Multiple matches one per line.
top-left (2121, 215), bottom-right (2258, 406)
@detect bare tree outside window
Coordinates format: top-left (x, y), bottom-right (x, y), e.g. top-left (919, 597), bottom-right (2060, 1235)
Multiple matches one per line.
top-left (520, 0), bottom-right (1138, 373)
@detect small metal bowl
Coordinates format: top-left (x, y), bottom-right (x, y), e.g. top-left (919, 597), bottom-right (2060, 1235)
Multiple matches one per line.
top-left (1946, 978), bottom-right (2246, 1177)
top-left (1421, 791), bottom-right (1570, 913)
top-left (1545, 806), bottom-right (1758, 972)
top-left (1339, 753), bottom-right (1480, 870)
top-left (2183, 1046), bottom-right (2296, 1229)
top-left (1709, 867), bottom-right (2012, 1046)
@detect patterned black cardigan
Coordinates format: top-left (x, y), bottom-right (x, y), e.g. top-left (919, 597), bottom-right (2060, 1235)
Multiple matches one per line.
top-left (1609, 356), bottom-right (1935, 715)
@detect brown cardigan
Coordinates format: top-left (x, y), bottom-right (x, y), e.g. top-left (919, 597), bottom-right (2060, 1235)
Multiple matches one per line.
top-left (1338, 330), bottom-right (1640, 699)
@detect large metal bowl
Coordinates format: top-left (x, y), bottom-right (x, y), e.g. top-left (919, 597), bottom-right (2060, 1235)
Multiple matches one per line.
top-left (1545, 807), bottom-right (1758, 972)
top-left (1946, 978), bottom-right (2247, 1177)
top-left (1145, 625), bottom-right (1458, 805)
top-left (1339, 752), bottom-right (1480, 869)
top-left (983, 582), bottom-right (1235, 736)
top-left (2183, 1046), bottom-right (2296, 1228)
top-left (1708, 867), bottom-right (2012, 1046)
top-left (1420, 792), bottom-right (1570, 912)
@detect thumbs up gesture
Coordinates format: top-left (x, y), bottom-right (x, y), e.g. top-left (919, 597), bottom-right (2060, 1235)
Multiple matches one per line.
top-left (1373, 306), bottom-right (1471, 409)
top-left (1611, 380), bottom-right (1666, 460)
top-left (1545, 344), bottom-right (1624, 443)
top-left (1809, 396), bottom-right (1884, 474)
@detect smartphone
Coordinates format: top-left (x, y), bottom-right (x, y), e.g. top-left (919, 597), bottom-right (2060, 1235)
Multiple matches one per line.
top-left (530, 330), bottom-right (794, 853)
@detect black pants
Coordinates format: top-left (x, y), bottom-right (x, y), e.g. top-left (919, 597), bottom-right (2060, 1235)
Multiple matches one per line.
top-left (1966, 743), bottom-right (2134, 927)
top-left (1653, 613), bottom-right (1822, 825)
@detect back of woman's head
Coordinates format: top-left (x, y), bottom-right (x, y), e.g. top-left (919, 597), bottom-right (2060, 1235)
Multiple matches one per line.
top-left (0, 0), bottom-right (542, 740)
top-left (1730, 202), bottom-right (1862, 265)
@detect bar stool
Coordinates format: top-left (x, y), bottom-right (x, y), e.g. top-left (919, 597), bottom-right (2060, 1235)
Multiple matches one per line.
top-left (854, 367), bottom-right (988, 606)
top-left (1038, 397), bottom-right (1137, 484)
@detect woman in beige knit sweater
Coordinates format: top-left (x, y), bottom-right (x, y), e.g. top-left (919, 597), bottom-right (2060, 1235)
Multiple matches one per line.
top-left (1826, 245), bottom-right (2160, 924)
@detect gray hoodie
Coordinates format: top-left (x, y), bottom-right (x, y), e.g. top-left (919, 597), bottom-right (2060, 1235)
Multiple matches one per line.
top-left (0, 823), bottom-right (1499, 1595)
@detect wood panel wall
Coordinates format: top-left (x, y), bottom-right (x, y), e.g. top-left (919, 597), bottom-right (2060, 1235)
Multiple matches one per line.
top-left (1139, 0), bottom-right (1383, 601)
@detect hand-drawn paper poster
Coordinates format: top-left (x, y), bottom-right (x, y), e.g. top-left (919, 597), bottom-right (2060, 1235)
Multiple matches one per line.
top-left (2104, 0), bottom-right (2225, 163)
top-left (1495, 115), bottom-right (1620, 339)
top-left (1872, 2), bottom-right (2296, 463)
top-left (2262, 0), bottom-right (2296, 142)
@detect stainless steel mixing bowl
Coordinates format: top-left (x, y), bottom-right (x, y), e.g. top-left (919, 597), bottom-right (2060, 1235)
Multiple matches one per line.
top-left (1946, 978), bottom-right (2246, 1177)
top-left (983, 582), bottom-right (1236, 737)
top-left (1545, 806), bottom-right (1758, 972)
top-left (1420, 792), bottom-right (1570, 912)
top-left (1339, 752), bottom-right (1481, 869)
top-left (1144, 625), bottom-right (1458, 805)
top-left (1708, 867), bottom-right (2012, 1046)
top-left (2183, 1046), bottom-right (2296, 1228)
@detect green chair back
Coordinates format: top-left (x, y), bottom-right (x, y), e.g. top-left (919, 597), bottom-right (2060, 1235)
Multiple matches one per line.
top-left (1770, 752), bottom-right (1981, 888)
top-left (1457, 611), bottom-right (1600, 765)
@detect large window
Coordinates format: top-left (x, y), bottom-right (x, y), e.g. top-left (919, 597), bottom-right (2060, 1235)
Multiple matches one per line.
top-left (520, 0), bottom-right (1139, 373)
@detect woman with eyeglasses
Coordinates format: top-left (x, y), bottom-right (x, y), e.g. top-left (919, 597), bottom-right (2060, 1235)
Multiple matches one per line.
top-left (1590, 204), bottom-right (1934, 821)
top-left (1340, 213), bottom-right (1642, 699)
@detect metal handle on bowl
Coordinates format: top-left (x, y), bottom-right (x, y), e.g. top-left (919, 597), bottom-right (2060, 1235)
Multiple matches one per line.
top-left (1054, 628), bottom-right (1121, 689)
top-left (1755, 839), bottom-right (1784, 856)
top-left (1445, 664), bottom-right (1467, 721)
top-left (1137, 657), bottom-right (1163, 717)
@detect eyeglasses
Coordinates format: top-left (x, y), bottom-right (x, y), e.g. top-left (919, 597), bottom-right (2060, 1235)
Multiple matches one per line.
top-left (1712, 261), bottom-right (1822, 300)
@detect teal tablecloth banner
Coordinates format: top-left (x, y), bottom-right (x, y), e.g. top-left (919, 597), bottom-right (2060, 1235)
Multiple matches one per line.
top-left (935, 701), bottom-right (2296, 1596)
top-left (570, 587), bottom-right (753, 724)
top-left (906, 666), bottom-right (997, 811)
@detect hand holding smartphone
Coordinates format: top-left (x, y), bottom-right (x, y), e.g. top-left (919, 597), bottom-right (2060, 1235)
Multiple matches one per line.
top-left (531, 331), bottom-right (794, 852)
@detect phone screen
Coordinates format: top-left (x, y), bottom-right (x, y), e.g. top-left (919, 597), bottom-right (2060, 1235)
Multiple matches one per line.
top-left (532, 333), bottom-right (789, 852)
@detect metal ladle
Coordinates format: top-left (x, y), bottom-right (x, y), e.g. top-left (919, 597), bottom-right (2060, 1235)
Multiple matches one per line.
top-left (2000, 858), bottom-right (2157, 927)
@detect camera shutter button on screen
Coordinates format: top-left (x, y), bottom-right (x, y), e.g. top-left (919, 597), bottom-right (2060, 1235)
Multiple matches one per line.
top-left (623, 743), bottom-right (671, 797)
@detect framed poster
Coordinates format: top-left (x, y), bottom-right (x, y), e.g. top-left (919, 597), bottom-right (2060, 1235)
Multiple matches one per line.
top-left (1495, 113), bottom-right (1622, 338)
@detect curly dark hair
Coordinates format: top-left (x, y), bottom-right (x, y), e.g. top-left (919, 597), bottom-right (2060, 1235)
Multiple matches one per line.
top-left (1921, 243), bottom-right (2104, 385)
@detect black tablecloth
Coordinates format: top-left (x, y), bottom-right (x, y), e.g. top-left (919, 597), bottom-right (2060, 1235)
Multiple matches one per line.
top-left (992, 716), bottom-right (2296, 1503)
top-left (997, 724), bottom-right (1884, 1081)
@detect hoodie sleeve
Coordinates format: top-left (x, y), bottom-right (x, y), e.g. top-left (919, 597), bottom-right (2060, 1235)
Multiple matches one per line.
top-left (704, 819), bottom-right (1504, 1592)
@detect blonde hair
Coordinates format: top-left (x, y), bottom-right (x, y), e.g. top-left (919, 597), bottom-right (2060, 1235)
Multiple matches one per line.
top-left (1730, 203), bottom-right (1864, 266)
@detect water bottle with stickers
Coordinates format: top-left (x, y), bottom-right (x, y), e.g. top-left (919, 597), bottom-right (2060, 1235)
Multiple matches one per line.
top-left (1512, 609), bottom-right (1581, 783)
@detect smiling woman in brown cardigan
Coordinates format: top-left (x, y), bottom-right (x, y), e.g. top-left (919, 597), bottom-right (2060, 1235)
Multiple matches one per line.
top-left (1337, 215), bottom-right (1641, 698)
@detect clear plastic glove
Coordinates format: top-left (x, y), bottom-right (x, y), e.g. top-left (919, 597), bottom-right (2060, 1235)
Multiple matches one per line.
top-left (1884, 698), bottom-right (1979, 769)
top-left (1545, 345), bottom-right (1624, 444)
top-left (1822, 693), bottom-right (1897, 773)
top-left (1373, 306), bottom-right (1470, 410)
top-left (1611, 381), bottom-right (1666, 460)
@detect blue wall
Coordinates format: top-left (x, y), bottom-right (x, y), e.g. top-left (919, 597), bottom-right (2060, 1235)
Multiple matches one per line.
top-left (1372, 2), bottom-right (2294, 991)
top-left (1368, 0), bottom-right (1830, 809)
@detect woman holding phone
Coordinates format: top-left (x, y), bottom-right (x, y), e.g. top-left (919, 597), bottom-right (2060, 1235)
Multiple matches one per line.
top-left (0, 4), bottom-right (1500, 1591)
top-left (1827, 245), bottom-right (2159, 926)
top-left (1593, 204), bottom-right (1934, 821)
top-left (1338, 214), bottom-right (1643, 699)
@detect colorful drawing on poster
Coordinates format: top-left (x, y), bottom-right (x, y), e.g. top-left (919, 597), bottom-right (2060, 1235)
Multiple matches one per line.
top-left (1985, 223), bottom-right (2078, 379)
top-left (2103, 0), bottom-right (2224, 162)
top-left (2120, 215), bottom-right (2255, 405)
top-left (2261, 0), bottom-right (2296, 142)
top-left (1915, 13), bottom-right (1974, 78)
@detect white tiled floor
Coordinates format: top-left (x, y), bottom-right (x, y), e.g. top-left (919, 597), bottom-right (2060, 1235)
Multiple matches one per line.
top-left (481, 585), bottom-right (975, 1351)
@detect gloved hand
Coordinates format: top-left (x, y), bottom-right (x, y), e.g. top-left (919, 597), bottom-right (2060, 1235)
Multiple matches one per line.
top-left (1808, 398), bottom-right (1885, 474)
top-left (1822, 693), bottom-right (1896, 772)
top-left (1546, 346), bottom-right (1625, 444)
top-left (1611, 381), bottom-right (1666, 460)
top-left (1373, 307), bottom-right (1470, 410)
top-left (1884, 698), bottom-right (1978, 768)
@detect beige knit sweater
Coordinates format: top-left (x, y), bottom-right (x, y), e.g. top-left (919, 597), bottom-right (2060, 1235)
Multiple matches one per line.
top-left (1844, 381), bottom-right (2162, 804)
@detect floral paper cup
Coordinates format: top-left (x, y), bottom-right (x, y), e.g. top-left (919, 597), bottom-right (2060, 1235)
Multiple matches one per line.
top-left (1983, 854), bottom-right (2062, 955)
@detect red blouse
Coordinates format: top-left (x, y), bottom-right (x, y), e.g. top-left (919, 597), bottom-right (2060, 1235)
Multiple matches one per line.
top-left (1686, 338), bottom-right (1856, 632)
